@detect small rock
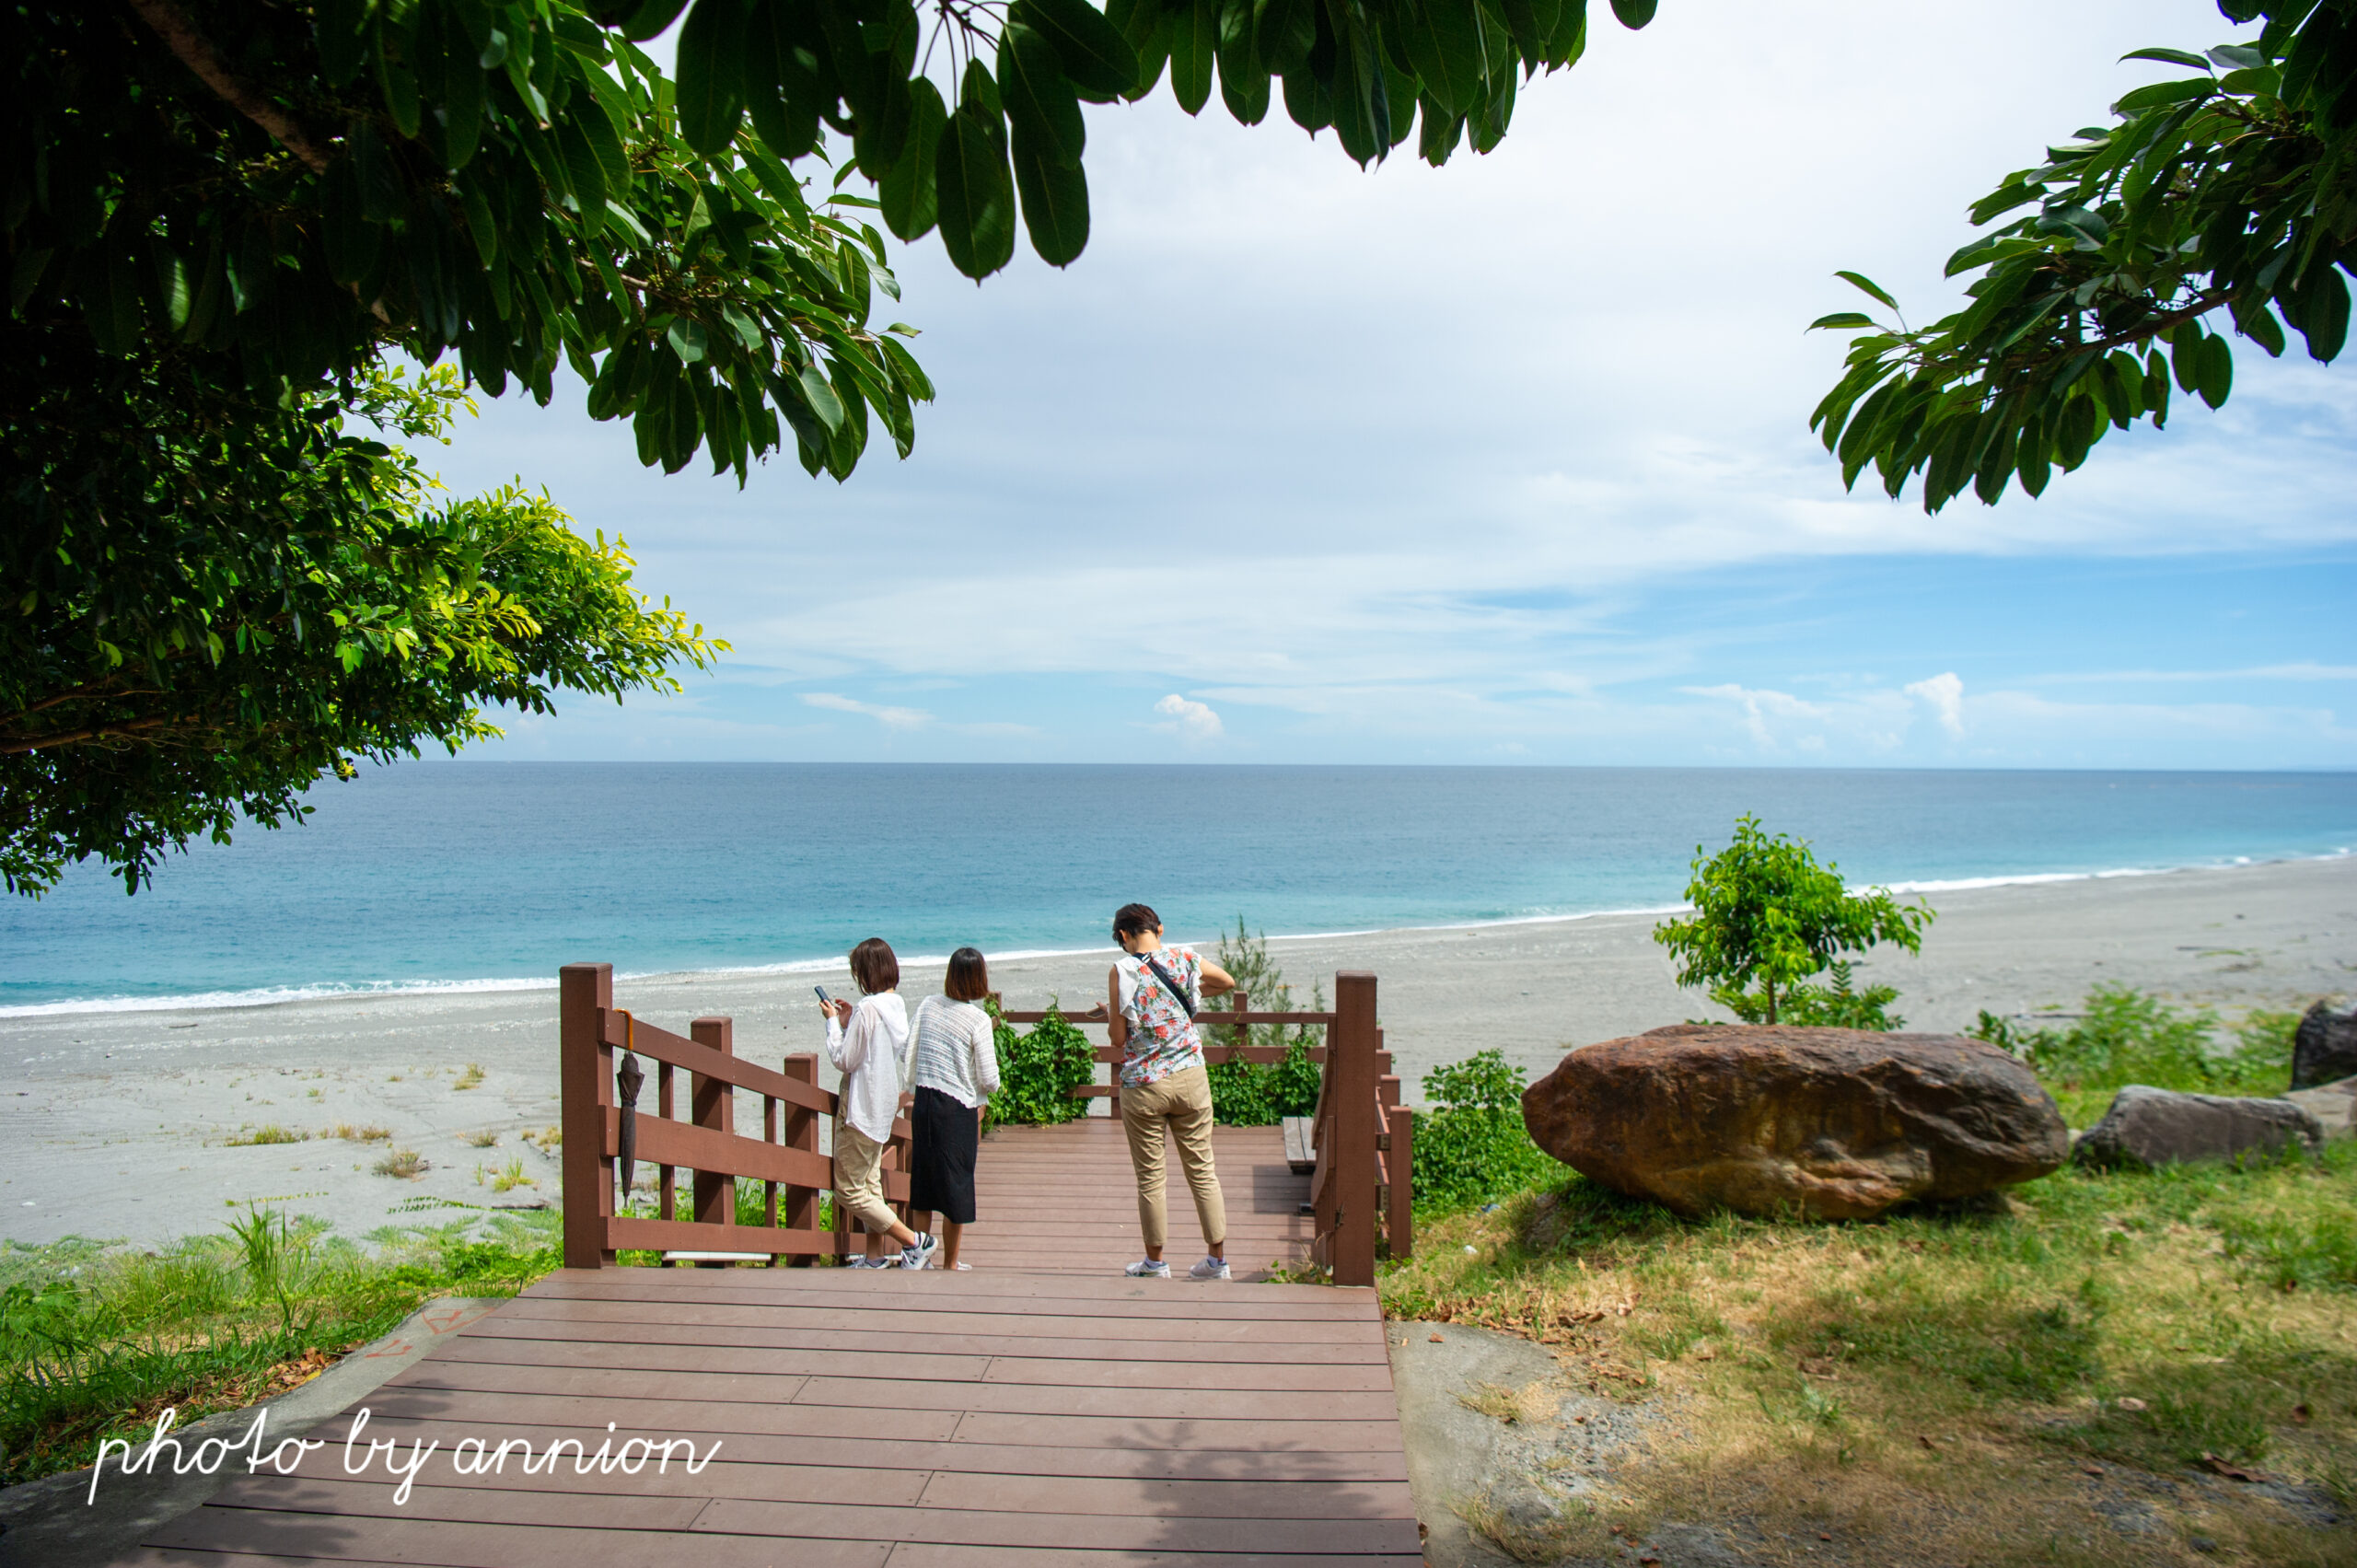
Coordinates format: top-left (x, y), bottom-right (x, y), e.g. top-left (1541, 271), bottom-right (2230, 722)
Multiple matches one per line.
top-left (2284, 1074), bottom-right (2357, 1142)
top-left (2074, 1086), bottom-right (2323, 1169)
top-left (2291, 1000), bottom-right (2357, 1088)
top-left (1521, 1025), bottom-right (2067, 1219)
top-left (2117, 1397), bottom-right (2147, 1411)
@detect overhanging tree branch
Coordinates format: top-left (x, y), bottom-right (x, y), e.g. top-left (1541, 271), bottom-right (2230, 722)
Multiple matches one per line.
top-left (122, 0), bottom-right (333, 173)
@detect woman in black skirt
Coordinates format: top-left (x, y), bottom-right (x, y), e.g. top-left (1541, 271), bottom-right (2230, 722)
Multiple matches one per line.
top-left (903, 947), bottom-right (1002, 1270)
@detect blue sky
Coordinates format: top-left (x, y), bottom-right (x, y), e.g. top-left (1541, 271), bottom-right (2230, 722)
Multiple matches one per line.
top-left (419, 0), bottom-right (2356, 769)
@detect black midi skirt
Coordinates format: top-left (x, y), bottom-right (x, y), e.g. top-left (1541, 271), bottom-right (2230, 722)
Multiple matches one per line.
top-left (908, 1086), bottom-right (979, 1225)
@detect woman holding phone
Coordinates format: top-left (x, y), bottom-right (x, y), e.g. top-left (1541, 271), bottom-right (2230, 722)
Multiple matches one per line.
top-left (823, 937), bottom-right (937, 1270)
top-left (902, 947), bottom-right (1002, 1270)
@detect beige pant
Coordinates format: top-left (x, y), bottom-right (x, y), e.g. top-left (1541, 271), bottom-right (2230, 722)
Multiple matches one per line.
top-left (833, 1121), bottom-right (897, 1235)
top-left (1120, 1064), bottom-right (1226, 1251)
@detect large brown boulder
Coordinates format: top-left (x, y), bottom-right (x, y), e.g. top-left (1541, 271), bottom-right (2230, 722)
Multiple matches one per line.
top-left (1521, 1025), bottom-right (2069, 1220)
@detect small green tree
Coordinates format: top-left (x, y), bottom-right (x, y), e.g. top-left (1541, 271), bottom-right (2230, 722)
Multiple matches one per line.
top-left (1206, 918), bottom-right (1322, 1125)
top-left (1652, 816), bottom-right (1933, 1027)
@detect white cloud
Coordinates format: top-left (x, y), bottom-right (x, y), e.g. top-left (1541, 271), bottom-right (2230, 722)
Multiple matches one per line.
top-left (1682, 684), bottom-right (1830, 749)
top-left (1154, 694), bottom-right (1224, 741)
top-left (1905, 672), bottom-right (1967, 738)
top-left (413, 0), bottom-right (2353, 770)
top-left (801, 692), bottom-right (933, 730)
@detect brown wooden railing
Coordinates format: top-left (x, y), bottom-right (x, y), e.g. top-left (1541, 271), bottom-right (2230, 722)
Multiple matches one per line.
top-left (559, 962), bottom-right (910, 1268)
top-left (1001, 970), bottom-right (1410, 1283)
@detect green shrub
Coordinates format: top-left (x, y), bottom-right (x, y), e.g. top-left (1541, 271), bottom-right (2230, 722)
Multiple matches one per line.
top-left (1203, 918), bottom-right (1326, 1125)
top-left (1774, 960), bottom-right (1905, 1030)
top-left (1970, 985), bottom-right (2292, 1101)
top-left (989, 1003), bottom-right (1096, 1126)
top-left (1411, 1050), bottom-right (1569, 1214)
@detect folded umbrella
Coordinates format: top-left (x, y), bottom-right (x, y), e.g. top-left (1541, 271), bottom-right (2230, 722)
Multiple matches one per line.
top-left (616, 1011), bottom-right (644, 1208)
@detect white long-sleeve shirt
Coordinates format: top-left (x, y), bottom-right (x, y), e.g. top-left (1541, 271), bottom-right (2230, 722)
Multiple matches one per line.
top-left (905, 996), bottom-right (1002, 1109)
top-left (825, 992), bottom-right (909, 1144)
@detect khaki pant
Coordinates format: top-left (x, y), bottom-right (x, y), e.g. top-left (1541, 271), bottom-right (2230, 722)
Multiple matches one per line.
top-left (833, 1120), bottom-right (897, 1235)
top-left (1120, 1064), bottom-right (1226, 1251)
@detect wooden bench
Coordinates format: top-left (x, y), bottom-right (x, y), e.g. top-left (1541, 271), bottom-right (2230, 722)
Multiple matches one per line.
top-left (1283, 1114), bottom-right (1317, 1174)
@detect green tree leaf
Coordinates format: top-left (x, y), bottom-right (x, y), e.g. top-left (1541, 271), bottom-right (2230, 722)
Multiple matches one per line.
top-left (879, 76), bottom-right (949, 240)
top-left (1012, 130), bottom-right (1092, 264)
top-left (676, 0), bottom-right (750, 157)
top-left (1169, 0), bottom-right (1220, 114)
top-left (1000, 21), bottom-right (1088, 168)
top-left (935, 65), bottom-right (1017, 279)
top-left (1012, 0), bottom-right (1142, 100)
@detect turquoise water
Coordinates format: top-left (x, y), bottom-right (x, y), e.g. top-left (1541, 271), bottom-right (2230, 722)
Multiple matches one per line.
top-left (0, 764), bottom-right (2349, 1014)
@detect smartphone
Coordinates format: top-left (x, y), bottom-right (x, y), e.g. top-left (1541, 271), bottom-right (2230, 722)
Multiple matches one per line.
top-left (813, 985), bottom-right (833, 1006)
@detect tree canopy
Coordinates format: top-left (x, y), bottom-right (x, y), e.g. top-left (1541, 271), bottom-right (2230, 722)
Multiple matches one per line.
top-left (1, 366), bottom-right (724, 895)
top-left (1810, 0), bottom-right (2355, 512)
top-left (1653, 816), bottom-right (1933, 1028)
top-left (3, 0), bottom-right (1660, 895)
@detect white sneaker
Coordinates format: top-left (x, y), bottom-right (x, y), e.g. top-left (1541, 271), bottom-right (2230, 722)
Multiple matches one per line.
top-left (843, 1255), bottom-right (887, 1269)
top-left (901, 1234), bottom-right (940, 1270)
top-left (1188, 1256), bottom-right (1231, 1281)
top-left (1124, 1258), bottom-right (1171, 1278)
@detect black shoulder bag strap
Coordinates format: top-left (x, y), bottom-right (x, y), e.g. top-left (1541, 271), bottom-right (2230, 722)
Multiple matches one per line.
top-left (1141, 956), bottom-right (1199, 1020)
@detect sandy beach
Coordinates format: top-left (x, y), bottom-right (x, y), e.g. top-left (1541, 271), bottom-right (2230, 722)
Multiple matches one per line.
top-left (2, 855), bottom-right (2349, 1249)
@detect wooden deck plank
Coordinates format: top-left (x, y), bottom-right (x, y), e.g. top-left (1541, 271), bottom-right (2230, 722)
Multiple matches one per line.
top-left (467, 1311), bottom-right (1387, 1362)
top-left (789, 1375), bottom-right (1401, 1421)
top-left (691, 1499), bottom-right (1424, 1554)
top-left (284, 1408), bottom-right (1411, 1481)
top-left (138, 1118), bottom-right (1413, 1565)
top-left (880, 1550), bottom-right (1424, 1568)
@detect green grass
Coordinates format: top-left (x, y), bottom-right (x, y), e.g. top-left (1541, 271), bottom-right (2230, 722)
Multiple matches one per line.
top-left (0, 1205), bottom-right (560, 1487)
top-left (1382, 1143), bottom-right (2357, 1564)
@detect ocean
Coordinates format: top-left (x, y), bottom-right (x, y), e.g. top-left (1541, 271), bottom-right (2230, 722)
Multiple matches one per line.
top-left (1, 764), bottom-right (2350, 1015)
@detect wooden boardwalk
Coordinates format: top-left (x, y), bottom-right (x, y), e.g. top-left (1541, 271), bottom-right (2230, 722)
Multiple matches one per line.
top-left (125, 1122), bottom-right (1418, 1567)
top-left (951, 1120), bottom-right (1319, 1278)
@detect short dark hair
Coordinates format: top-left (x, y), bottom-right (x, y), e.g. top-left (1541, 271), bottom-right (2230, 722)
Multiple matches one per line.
top-left (945, 947), bottom-right (990, 1003)
top-left (849, 937), bottom-right (899, 994)
top-left (1111, 903), bottom-right (1161, 942)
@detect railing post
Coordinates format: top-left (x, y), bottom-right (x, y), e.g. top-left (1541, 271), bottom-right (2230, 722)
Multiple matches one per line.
top-left (1386, 1104), bottom-right (1414, 1260)
top-left (1331, 971), bottom-right (1378, 1287)
top-left (560, 963), bottom-right (614, 1269)
top-left (782, 1052), bottom-right (819, 1265)
top-left (691, 1018), bottom-right (735, 1256)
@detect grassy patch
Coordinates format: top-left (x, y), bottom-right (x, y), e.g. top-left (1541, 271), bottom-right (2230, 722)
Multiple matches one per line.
top-left (0, 1207), bottom-right (559, 1487)
top-left (371, 1147), bottom-right (427, 1179)
top-left (1381, 1144), bottom-right (2357, 1565)
top-left (220, 1124), bottom-right (307, 1147)
top-left (451, 1063), bottom-right (485, 1091)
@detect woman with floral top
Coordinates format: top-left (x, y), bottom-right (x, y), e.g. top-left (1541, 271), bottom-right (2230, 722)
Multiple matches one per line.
top-left (1106, 903), bottom-right (1237, 1280)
